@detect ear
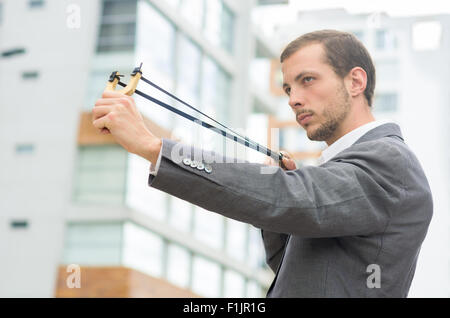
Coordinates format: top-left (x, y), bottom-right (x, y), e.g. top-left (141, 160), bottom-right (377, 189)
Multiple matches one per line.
top-left (346, 67), bottom-right (367, 98)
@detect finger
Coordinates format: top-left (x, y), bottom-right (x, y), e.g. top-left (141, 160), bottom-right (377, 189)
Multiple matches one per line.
top-left (92, 105), bottom-right (113, 120)
top-left (100, 127), bottom-right (111, 135)
top-left (92, 115), bottom-right (111, 131)
top-left (280, 150), bottom-right (293, 160)
top-left (97, 95), bottom-right (136, 114)
top-left (102, 90), bottom-right (128, 99)
top-left (282, 157), bottom-right (297, 170)
top-left (95, 98), bottom-right (122, 106)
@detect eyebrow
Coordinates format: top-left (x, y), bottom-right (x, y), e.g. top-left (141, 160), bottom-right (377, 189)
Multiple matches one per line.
top-left (283, 70), bottom-right (319, 89)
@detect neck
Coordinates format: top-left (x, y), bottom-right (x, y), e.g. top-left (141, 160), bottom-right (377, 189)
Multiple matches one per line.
top-left (325, 105), bottom-right (375, 146)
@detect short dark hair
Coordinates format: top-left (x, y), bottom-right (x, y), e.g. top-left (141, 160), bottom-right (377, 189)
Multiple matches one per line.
top-left (280, 30), bottom-right (376, 106)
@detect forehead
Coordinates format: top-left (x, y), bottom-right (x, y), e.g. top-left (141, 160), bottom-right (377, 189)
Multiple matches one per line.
top-left (281, 43), bottom-right (333, 81)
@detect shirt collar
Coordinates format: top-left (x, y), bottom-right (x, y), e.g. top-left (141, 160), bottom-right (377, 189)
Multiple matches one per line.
top-left (317, 120), bottom-right (389, 165)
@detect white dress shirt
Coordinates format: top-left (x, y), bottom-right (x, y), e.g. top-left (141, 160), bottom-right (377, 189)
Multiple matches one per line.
top-left (149, 140), bottom-right (163, 175)
top-left (150, 120), bottom-right (389, 174)
top-left (317, 120), bottom-right (388, 165)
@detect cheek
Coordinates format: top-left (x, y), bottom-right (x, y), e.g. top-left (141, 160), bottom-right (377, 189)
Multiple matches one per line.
top-left (312, 85), bottom-right (338, 114)
top-left (308, 85), bottom-right (328, 106)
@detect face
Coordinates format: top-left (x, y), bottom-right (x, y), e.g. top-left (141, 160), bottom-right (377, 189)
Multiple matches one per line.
top-left (281, 43), bottom-right (352, 143)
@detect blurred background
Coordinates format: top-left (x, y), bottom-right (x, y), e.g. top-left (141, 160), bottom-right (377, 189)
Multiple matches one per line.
top-left (0, 0), bottom-right (449, 297)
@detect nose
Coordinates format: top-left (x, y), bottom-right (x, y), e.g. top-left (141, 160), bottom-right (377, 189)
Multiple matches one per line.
top-left (288, 88), bottom-right (305, 109)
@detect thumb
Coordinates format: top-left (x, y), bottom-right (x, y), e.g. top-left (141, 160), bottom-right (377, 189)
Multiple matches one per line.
top-left (280, 151), bottom-right (296, 170)
top-left (282, 157), bottom-right (297, 170)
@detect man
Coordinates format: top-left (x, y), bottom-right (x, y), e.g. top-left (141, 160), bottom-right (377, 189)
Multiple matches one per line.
top-left (92, 30), bottom-right (433, 297)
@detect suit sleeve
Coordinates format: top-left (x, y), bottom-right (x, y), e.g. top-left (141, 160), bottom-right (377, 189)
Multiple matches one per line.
top-left (148, 138), bottom-right (405, 238)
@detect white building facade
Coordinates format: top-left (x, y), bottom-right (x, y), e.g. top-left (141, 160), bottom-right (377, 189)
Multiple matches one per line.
top-left (0, 0), bottom-right (275, 297)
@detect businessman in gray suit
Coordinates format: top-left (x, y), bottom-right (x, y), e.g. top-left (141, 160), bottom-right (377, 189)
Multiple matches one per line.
top-left (92, 30), bottom-right (433, 297)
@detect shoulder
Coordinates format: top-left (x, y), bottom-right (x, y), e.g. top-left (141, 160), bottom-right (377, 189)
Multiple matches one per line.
top-left (325, 136), bottom-right (410, 194)
top-left (332, 136), bottom-right (408, 169)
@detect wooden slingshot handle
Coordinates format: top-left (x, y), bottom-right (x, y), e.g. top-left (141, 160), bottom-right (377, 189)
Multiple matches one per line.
top-left (105, 63), bottom-right (143, 96)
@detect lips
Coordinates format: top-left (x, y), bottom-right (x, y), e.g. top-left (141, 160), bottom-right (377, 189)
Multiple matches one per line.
top-left (297, 113), bottom-right (313, 125)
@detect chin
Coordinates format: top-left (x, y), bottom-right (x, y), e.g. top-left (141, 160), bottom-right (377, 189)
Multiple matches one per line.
top-left (305, 126), bottom-right (315, 140)
top-left (305, 126), bottom-right (322, 142)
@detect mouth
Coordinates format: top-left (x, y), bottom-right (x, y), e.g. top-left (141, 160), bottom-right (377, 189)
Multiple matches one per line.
top-left (297, 113), bottom-right (313, 126)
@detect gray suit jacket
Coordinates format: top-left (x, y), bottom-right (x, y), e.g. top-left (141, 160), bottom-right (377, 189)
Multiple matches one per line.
top-left (148, 123), bottom-right (433, 297)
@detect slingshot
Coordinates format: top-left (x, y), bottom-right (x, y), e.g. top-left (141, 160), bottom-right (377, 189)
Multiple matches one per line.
top-left (105, 63), bottom-right (286, 165)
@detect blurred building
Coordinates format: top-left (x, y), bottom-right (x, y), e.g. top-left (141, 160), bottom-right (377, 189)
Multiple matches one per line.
top-left (2, 0), bottom-right (448, 298)
top-left (251, 7), bottom-right (450, 297)
top-left (0, 0), bottom-right (285, 297)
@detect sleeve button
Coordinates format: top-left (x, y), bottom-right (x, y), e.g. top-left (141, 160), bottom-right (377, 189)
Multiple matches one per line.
top-left (190, 160), bottom-right (198, 168)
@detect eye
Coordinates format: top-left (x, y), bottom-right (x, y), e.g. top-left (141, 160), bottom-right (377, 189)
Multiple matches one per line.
top-left (303, 76), bottom-right (314, 84)
top-left (284, 87), bottom-right (291, 96)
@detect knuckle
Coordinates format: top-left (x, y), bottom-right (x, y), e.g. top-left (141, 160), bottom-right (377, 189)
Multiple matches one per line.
top-left (92, 119), bottom-right (100, 128)
top-left (107, 111), bottom-right (116, 120)
top-left (120, 97), bottom-right (131, 108)
top-left (113, 103), bottom-right (124, 112)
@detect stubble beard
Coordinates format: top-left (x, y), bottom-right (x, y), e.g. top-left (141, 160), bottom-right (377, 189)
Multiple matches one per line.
top-left (307, 83), bottom-right (351, 142)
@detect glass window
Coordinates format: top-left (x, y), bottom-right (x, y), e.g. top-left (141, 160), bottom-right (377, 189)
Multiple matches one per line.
top-left (22, 71), bottom-right (39, 80)
top-left (99, 22), bottom-right (135, 38)
top-left (177, 34), bottom-right (202, 105)
top-left (73, 145), bottom-right (128, 205)
top-left (15, 143), bottom-right (35, 155)
top-left (224, 270), bottom-right (245, 297)
top-left (352, 30), bottom-right (365, 44)
top-left (375, 29), bottom-right (397, 51)
top-left (246, 280), bottom-right (262, 298)
top-left (204, 0), bottom-right (221, 47)
top-left (221, 4), bottom-right (234, 53)
top-left (375, 60), bottom-right (399, 82)
top-left (122, 222), bottom-right (164, 277)
top-left (374, 93), bottom-right (398, 113)
top-left (192, 256), bottom-right (221, 297)
top-left (126, 154), bottom-right (167, 221)
top-left (216, 66), bottom-right (232, 119)
top-left (204, 0), bottom-right (234, 53)
top-left (247, 227), bottom-right (265, 268)
top-left (1, 48), bottom-right (26, 58)
top-left (171, 35), bottom-right (202, 142)
top-left (280, 127), bottom-right (309, 152)
top-left (180, 0), bottom-right (204, 29)
top-left (201, 57), bottom-right (219, 117)
top-left (166, 0), bottom-right (181, 8)
top-left (201, 56), bottom-right (231, 123)
top-left (225, 219), bottom-right (247, 262)
top-left (167, 243), bottom-right (191, 288)
top-left (169, 197), bottom-right (193, 233)
top-left (29, 0), bottom-right (45, 8)
top-left (97, 22), bottom-right (136, 52)
top-left (97, 0), bottom-right (137, 52)
top-left (102, 0), bottom-right (136, 16)
top-left (136, 2), bottom-right (175, 77)
top-left (62, 222), bottom-right (123, 265)
top-left (375, 30), bottom-right (385, 49)
top-left (193, 207), bottom-right (224, 250)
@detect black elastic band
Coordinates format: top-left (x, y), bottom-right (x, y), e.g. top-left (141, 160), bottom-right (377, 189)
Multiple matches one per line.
top-left (140, 76), bottom-right (257, 150)
top-left (118, 81), bottom-right (282, 161)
